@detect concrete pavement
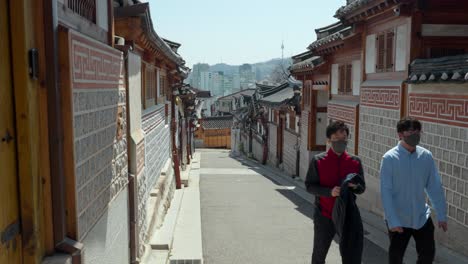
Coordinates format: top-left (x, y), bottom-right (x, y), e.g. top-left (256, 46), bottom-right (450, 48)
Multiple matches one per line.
top-left (199, 149), bottom-right (386, 264)
top-left (147, 148), bottom-right (467, 263)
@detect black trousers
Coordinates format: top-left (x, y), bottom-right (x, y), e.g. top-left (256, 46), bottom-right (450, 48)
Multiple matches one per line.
top-left (312, 210), bottom-right (356, 264)
top-left (388, 218), bottom-right (435, 264)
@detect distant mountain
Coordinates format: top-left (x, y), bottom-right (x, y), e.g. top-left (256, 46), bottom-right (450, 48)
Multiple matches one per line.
top-left (205, 58), bottom-right (293, 81)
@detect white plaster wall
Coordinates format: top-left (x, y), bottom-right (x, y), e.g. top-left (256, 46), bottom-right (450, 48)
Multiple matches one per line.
top-left (365, 34), bottom-right (376, 74)
top-left (96, 0), bottom-right (108, 31)
top-left (396, 24), bottom-right (408, 72)
top-left (331, 64), bottom-right (339, 95)
top-left (352, 60), bottom-right (361, 96)
top-left (317, 90), bottom-right (328, 108)
top-left (82, 188), bottom-right (129, 264)
top-left (128, 52), bottom-right (142, 132)
top-left (156, 68), bottom-right (161, 97)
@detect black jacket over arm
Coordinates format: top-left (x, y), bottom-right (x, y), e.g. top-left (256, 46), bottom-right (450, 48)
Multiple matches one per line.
top-left (332, 173), bottom-right (365, 264)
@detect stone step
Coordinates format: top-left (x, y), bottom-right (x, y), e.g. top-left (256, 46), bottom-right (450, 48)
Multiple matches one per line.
top-left (148, 188), bottom-right (184, 250)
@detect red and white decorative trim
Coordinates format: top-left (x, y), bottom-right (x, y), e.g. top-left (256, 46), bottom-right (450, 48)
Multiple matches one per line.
top-left (71, 30), bottom-right (123, 89)
top-left (361, 87), bottom-right (400, 110)
top-left (328, 103), bottom-right (356, 124)
top-left (409, 93), bottom-right (468, 128)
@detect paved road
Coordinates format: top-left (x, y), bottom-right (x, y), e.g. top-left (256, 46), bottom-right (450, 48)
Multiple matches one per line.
top-left (199, 149), bottom-right (388, 264)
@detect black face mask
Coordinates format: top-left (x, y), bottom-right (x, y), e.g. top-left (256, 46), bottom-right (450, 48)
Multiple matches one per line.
top-left (331, 140), bottom-right (348, 154)
top-left (403, 133), bottom-right (421, 147)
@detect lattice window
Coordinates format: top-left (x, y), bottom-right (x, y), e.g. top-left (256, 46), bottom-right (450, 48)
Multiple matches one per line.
top-left (143, 62), bottom-right (157, 109)
top-left (67, 0), bottom-right (96, 23)
top-left (338, 64), bottom-right (353, 95)
top-left (376, 30), bottom-right (395, 72)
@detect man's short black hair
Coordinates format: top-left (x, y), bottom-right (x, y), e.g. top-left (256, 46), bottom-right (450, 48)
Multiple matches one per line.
top-left (326, 121), bottom-right (349, 139)
top-left (397, 117), bottom-right (422, 133)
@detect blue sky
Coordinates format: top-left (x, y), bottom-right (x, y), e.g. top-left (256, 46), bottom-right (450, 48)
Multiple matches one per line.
top-left (149, 0), bottom-right (345, 67)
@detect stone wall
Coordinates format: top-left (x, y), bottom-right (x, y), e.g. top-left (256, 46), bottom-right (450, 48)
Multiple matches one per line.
top-left (67, 29), bottom-right (129, 263)
top-left (283, 129), bottom-right (299, 177)
top-left (328, 102), bottom-right (358, 155)
top-left (139, 105), bottom-right (171, 255)
top-left (408, 84), bottom-right (468, 255)
top-left (268, 123), bottom-right (278, 166)
top-left (357, 85), bottom-right (402, 215)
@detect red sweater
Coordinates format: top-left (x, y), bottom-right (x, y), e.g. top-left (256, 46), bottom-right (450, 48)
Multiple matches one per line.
top-left (305, 149), bottom-right (364, 219)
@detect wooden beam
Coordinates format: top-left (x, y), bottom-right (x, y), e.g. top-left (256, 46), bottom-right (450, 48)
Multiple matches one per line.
top-left (58, 26), bottom-right (78, 240)
top-left (9, 0), bottom-right (50, 261)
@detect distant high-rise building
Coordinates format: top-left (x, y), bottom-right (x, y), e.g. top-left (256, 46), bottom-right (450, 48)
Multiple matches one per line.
top-left (232, 73), bottom-right (241, 93)
top-left (239, 63), bottom-right (255, 90)
top-left (222, 75), bottom-right (234, 96)
top-left (200, 71), bottom-right (212, 91)
top-left (190, 63), bottom-right (209, 89)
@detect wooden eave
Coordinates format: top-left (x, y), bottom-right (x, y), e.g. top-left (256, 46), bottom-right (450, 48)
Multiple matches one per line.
top-left (313, 40), bottom-right (345, 56)
top-left (339, 0), bottom-right (407, 24)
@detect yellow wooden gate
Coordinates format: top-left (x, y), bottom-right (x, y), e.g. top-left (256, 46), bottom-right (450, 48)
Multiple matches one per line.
top-left (0, 0), bottom-right (23, 263)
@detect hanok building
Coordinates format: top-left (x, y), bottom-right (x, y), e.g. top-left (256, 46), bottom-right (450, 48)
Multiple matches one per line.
top-left (214, 89), bottom-right (256, 116)
top-left (406, 55), bottom-right (468, 255)
top-left (1, 0), bottom-right (130, 263)
top-left (255, 81), bottom-right (302, 175)
top-left (290, 51), bottom-right (329, 180)
top-left (291, 0), bottom-right (468, 256)
top-left (196, 116), bottom-right (233, 149)
top-left (114, 1), bottom-right (189, 262)
top-left (308, 21), bottom-right (363, 156)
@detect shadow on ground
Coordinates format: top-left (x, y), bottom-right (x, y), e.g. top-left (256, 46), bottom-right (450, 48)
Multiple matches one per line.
top-left (229, 153), bottom-right (390, 264)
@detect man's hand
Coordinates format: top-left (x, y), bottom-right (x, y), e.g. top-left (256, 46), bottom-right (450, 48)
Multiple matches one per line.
top-left (331, 186), bottom-right (341, 197)
top-left (390, 227), bottom-right (404, 233)
top-left (438, 221), bottom-right (448, 232)
top-left (348, 183), bottom-right (357, 188)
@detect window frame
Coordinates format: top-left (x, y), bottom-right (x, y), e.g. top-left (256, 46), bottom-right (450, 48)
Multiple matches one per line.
top-left (376, 30), bottom-right (395, 73)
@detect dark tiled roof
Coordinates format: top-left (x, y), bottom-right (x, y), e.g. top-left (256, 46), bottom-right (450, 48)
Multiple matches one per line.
top-left (290, 56), bottom-right (322, 71)
top-left (308, 26), bottom-right (352, 50)
top-left (335, 0), bottom-right (403, 20)
top-left (114, 3), bottom-right (184, 65)
top-left (258, 78), bottom-right (301, 106)
top-left (201, 116), bottom-right (233, 129)
top-left (259, 87), bottom-right (295, 105)
top-left (407, 54), bottom-right (468, 84)
top-left (292, 50), bottom-right (314, 62)
top-left (217, 89), bottom-right (256, 100)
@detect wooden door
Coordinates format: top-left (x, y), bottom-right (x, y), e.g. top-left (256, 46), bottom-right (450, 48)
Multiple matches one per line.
top-left (0, 0), bottom-right (22, 263)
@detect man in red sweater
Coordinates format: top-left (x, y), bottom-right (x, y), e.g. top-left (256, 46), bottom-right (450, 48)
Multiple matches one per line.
top-left (305, 121), bottom-right (365, 264)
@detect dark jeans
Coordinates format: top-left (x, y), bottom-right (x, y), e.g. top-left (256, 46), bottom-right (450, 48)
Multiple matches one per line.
top-left (388, 218), bottom-right (435, 264)
top-left (313, 209), bottom-right (360, 264)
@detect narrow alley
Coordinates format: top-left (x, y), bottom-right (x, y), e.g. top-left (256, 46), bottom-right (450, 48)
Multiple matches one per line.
top-left (199, 149), bottom-right (387, 264)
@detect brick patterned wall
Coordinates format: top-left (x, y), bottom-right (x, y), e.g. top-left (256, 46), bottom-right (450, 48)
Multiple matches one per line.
top-left (408, 89), bottom-right (468, 255)
top-left (359, 106), bottom-right (400, 179)
top-left (358, 106), bottom-right (400, 214)
top-left (268, 123), bottom-right (278, 166)
top-left (70, 31), bottom-right (128, 240)
top-left (420, 123), bottom-right (468, 225)
top-left (283, 129), bottom-right (299, 177)
top-left (328, 103), bottom-right (358, 155)
top-left (138, 105), bottom-right (171, 255)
